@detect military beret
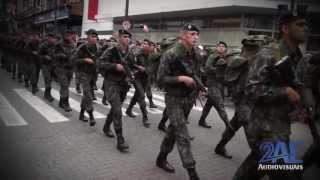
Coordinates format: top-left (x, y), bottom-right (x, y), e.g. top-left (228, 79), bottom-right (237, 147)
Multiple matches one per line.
top-left (118, 29), bottom-right (132, 37)
top-left (64, 29), bottom-right (76, 35)
top-left (86, 29), bottom-right (98, 36)
top-left (278, 4), bottom-right (308, 25)
top-left (160, 37), bottom-right (177, 48)
top-left (241, 35), bottom-right (273, 46)
top-left (47, 32), bottom-right (57, 38)
top-left (181, 24), bottom-right (200, 33)
top-left (217, 41), bottom-right (227, 47)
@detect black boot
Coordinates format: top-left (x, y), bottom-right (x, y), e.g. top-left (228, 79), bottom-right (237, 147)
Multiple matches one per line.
top-left (87, 110), bottom-right (96, 126)
top-left (142, 116), bottom-right (150, 128)
top-left (198, 117), bottom-right (211, 129)
top-left (24, 80), bottom-right (29, 88)
top-left (102, 95), bottom-right (108, 105)
top-left (63, 97), bottom-right (72, 112)
top-left (44, 88), bottom-right (54, 102)
top-left (187, 167), bottom-right (200, 180)
top-left (214, 141), bottom-right (232, 159)
top-left (156, 152), bottom-right (175, 173)
top-left (79, 108), bottom-right (88, 122)
top-left (103, 115), bottom-right (114, 137)
top-left (149, 98), bottom-right (158, 108)
top-left (76, 83), bottom-right (81, 94)
top-left (115, 129), bottom-right (129, 152)
top-left (125, 101), bottom-right (136, 118)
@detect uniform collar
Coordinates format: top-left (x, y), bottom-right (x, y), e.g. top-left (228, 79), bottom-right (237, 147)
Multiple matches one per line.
top-left (279, 39), bottom-right (302, 62)
top-left (176, 42), bottom-right (195, 56)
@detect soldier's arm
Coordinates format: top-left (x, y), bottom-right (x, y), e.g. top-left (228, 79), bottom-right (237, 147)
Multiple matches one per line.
top-left (204, 54), bottom-right (217, 75)
top-left (97, 48), bottom-right (118, 72)
top-left (157, 52), bottom-right (179, 85)
top-left (246, 50), bottom-right (288, 103)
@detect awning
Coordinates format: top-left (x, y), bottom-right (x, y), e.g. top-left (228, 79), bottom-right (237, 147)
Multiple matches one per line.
top-left (34, 6), bottom-right (70, 24)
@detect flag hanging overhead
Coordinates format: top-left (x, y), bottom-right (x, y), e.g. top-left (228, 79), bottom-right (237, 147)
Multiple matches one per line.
top-left (88, 0), bottom-right (98, 20)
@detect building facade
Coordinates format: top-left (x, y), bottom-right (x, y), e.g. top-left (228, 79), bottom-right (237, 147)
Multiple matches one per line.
top-left (83, 0), bottom-right (320, 50)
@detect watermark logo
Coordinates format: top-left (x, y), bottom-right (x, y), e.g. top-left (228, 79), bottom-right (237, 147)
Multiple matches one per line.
top-left (258, 141), bottom-right (304, 171)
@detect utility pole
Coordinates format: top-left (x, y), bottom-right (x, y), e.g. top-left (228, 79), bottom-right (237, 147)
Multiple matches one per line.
top-left (291, 0), bottom-right (295, 10)
top-left (125, 0), bottom-right (129, 18)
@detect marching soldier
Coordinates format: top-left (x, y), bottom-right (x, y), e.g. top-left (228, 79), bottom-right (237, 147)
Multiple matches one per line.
top-left (73, 29), bottom-right (102, 126)
top-left (233, 5), bottom-right (308, 180)
top-left (55, 30), bottom-right (77, 112)
top-left (98, 29), bottom-right (136, 152)
top-left (198, 41), bottom-right (233, 129)
top-left (155, 24), bottom-right (203, 180)
top-left (38, 33), bottom-right (58, 102)
top-left (125, 38), bottom-right (153, 128)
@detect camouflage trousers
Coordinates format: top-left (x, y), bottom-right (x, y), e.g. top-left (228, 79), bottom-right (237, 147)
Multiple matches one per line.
top-left (55, 67), bottom-right (73, 99)
top-left (128, 79), bottom-right (148, 117)
top-left (41, 64), bottom-right (55, 89)
top-left (200, 85), bottom-right (229, 123)
top-left (79, 72), bottom-right (94, 112)
top-left (103, 80), bottom-right (130, 132)
top-left (160, 95), bottom-right (196, 169)
top-left (219, 98), bottom-right (251, 144)
top-left (30, 61), bottom-right (41, 87)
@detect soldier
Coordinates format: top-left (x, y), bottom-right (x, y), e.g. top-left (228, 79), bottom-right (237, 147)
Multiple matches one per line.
top-left (38, 33), bottom-right (58, 102)
top-left (155, 24), bottom-right (203, 180)
top-left (214, 35), bottom-right (272, 159)
top-left (29, 33), bottom-right (42, 94)
top-left (98, 29), bottom-right (136, 152)
top-left (233, 5), bottom-right (308, 180)
top-left (73, 29), bottom-right (102, 126)
top-left (55, 30), bottom-right (77, 112)
top-left (198, 41), bottom-right (233, 129)
top-left (125, 39), bottom-right (153, 128)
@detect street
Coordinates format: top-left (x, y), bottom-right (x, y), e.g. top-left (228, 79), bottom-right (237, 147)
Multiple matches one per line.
top-left (0, 68), bottom-right (318, 180)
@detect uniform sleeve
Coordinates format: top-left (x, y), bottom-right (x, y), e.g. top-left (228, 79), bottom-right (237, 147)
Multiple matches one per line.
top-left (97, 48), bottom-right (117, 72)
top-left (205, 54), bottom-right (217, 75)
top-left (157, 51), bottom-right (179, 86)
top-left (246, 50), bottom-right (288, 103)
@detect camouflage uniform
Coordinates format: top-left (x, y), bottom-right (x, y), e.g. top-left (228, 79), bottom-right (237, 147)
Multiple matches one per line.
top-left (29, 36), bottom-right (41, 94)
top-left (98, 43), bottom-right (136, 152)
top-left (125, 48), bottom-right (150, 127)
top-left (156, 42), bottom-right (200, 173)
top-left (198, 50), bottom-right (231, 128)
top-left (54, 39), bottom-right (76, 112)
top-left (233, 39), bottom-right (307, 180)
top-left (215, 35), bottom-right (271, 158)
top-left (73, 42), bottom-right (102, 125)
top-left (38, 38), bottom-right (56, 102)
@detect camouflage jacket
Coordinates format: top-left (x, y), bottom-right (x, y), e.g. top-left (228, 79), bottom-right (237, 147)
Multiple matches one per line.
top-left (54, 40), bottom-right (76, 69)
top-left (73, 42), bottom-right (102, 74)
top-left (157, 42), bottom-right (201, 97)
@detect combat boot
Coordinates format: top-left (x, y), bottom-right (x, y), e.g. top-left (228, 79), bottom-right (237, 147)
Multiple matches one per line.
top-left (214, 140), bottom-right (232, 159)
top-left (78, 108), bottom-right (87, 122)
top-left (115, 129), bottom-right (129, 152)
top-left (157, 120), bottom-right (166, 132)
top-left (187, 167), bottom-right (200, 180)
top-left (142, 115), bottom-right (150, 128)
top-left (149, 98), bottom-right (158, 108)
top-left (125, 101), bottom-right (136, 118)
top-left (156, 151), bottom-right (175, 173)
top-left (87, 110), bottom-right (96, 126)
top-left (31, 85), bottom-right (39, 94)
top-left (59, 97), bottom-right (64, 109)
top-left (198, 117), bottom-right (211, 129)
top-left (24, 79), bottom-right (29, 88)
top-left (76, 83), bottom-right (81, 94)
top-left (103, 116), bottom-right (114, 138)
top-left (63, 97), bottom-right (72, 112)
top-left (44, 88), bottom-right (54, 102)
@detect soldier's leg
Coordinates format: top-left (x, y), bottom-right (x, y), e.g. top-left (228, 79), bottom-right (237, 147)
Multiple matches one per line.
top-left (158, 107), bottom-right (169, 132)
top-left (17, 57), bottom-right (23, 82)
top-left (58, 69), bottom-right (72, 112)
top-left (75, 71), bottom-right (82, 94)
top-left (210, 86), bottom-right (232, 129)
top-left (198, 97), bottom-right (214, 128)
top-left (10, 57), bottom-right (17, 79)
top-left (126, 89), bottom-right (138, 118)
top-left (135, 81), bottom-right (149, 127)
top-left (42, 65), bottom-right (54, 102)
top-left (80, 74), bottom-right (95, 126)
top-left (232, 150), bottom-right (265, 180)
top-left (31, 62), bottom-right (40, 94)
top-left (146, 78), bottom-right (157, 108)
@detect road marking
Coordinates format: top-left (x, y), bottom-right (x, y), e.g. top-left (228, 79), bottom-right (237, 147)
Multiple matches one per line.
top-left (14, 89), bottom-right (69, 123)
top-left (69, 88), bottom-right (135, 117)
top-left (0, 93), bottom-right (28, 126)
top-left (43, 88), bottom-right (106, 119)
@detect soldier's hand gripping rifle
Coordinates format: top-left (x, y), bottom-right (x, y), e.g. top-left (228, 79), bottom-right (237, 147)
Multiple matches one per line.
top-left (173, 59), bottom-right (234, 130)
top-left (115, 49), bottom-right (138, 86)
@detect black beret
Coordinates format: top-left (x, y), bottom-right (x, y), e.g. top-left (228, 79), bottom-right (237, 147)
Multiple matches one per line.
top-left (86, 29), bottom-right (98, 36)
top-left (217, 41), bottom-right (227, 47)
top-left (181, 24), bottom-right (200, 33)
top-left (278, 4), bottom-right (308, 25)
top-left (47, 32), bottom-right (57, 38)
top-left (64, 29), bottom-right (76, 35)
top-left (118, 29), bottom-right (132, 37)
